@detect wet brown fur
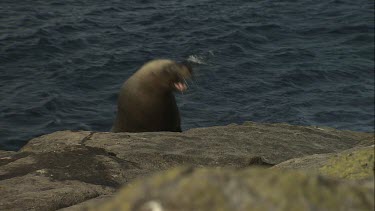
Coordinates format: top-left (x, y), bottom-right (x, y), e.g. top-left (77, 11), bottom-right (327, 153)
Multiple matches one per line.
top-left (112, 59), bottom-right (192, 132)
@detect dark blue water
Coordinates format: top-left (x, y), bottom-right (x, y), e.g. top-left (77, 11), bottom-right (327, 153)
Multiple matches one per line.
top-left (1, 0), bottom-right (374, 150)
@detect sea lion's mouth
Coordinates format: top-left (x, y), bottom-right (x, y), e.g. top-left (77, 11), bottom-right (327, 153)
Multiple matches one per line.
top-left (174, 82), bottom-right (187, 92)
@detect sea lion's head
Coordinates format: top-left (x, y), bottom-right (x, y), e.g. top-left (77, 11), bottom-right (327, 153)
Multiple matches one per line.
top-left (136, 59), bottom-right (193, 93)
top-left (163, 61), bottom-right (192, 93)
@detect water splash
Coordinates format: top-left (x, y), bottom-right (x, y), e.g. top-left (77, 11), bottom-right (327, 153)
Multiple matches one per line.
top-left (186, 54), bottom-right (207, 64)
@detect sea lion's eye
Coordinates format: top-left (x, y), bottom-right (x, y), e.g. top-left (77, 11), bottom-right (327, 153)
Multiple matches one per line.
top-left (167, 64), bottom-right (178, 72)
top-left (162, 68), bottom-right (173, 78)
top-left (163, 64), bottom-right (179, 77)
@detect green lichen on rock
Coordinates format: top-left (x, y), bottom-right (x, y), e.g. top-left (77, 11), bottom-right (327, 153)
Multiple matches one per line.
top-left (94, 167), bottom-right (374, 211)
top-left (320, 146), bottom-right (374, 180)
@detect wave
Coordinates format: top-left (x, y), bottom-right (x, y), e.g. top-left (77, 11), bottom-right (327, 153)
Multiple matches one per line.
top-left (0, 0), bottom-right (374, 150)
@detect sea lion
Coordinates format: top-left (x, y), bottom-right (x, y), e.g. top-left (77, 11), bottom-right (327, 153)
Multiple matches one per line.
top-left (111, 59), bottom-right (192, 133)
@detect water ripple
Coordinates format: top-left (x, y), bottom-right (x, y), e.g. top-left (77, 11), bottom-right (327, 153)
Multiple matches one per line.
top-left (0, 0), bottom-right (373, 150)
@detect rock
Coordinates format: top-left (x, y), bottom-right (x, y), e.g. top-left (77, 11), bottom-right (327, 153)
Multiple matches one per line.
top-left (0, 174), bottom-right (113, 211)
top-left (0, 150), bottom-right (16, 158)
top-left (59, 195), bottom-right (114, 211)
top-left (320, 145), bottom-right (374, 180)
top-left (95, 167), bottom-right (374, 211)
top-left (271, 153), bottom-right (334, 172)
top-left (273, 145), bottom-right (375, 180)
top-left (0, 150), bottom-right (17, 167)
top-left (0, 122), bottom-right (373, 210)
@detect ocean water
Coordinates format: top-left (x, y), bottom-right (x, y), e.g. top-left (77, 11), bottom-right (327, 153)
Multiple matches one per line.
top-left (0, 0), bottom-right (374, 150)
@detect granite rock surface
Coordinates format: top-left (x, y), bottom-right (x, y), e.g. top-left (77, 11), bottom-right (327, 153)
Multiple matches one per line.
top-left (0, 122), bottom-right (373, 210)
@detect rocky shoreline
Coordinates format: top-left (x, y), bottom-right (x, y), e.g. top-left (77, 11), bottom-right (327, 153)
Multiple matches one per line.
top-left (0, 122), bottom-right (374, 210)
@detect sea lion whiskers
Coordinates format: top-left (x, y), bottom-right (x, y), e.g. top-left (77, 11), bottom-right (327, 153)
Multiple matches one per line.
top-left (183, 77), bottom-right (189, 88)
